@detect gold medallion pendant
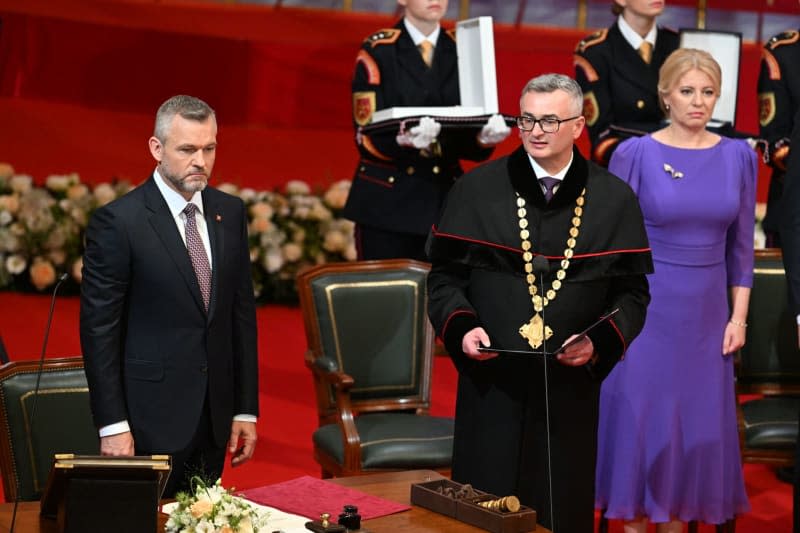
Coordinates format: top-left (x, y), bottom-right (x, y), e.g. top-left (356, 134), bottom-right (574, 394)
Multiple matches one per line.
top-left (516, 189), bottom-right (586, 349)
top-left (519, 313), bottom-right (553, 349)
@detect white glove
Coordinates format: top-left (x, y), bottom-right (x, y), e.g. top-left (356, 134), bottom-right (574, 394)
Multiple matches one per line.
top-left (477, 114), bottom-right (511, 146)
top-left (396, 116), bottom-right (441, 149)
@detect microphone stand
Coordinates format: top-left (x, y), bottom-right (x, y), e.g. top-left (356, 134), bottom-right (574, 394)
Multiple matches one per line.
top-left (10, 272), bottom-right (69, 533)
top-left (532, 254), bottom-right (556, 533)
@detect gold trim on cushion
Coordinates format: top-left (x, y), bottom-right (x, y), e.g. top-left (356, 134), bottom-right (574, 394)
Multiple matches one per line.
top-left (20, 387), bottom-right (90, 492)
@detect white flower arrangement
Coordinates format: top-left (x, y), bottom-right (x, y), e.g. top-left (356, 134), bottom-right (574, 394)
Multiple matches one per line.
top-left (0, 163), bottom-right (354, 302)
top-left (165, 478), bottom-right (269, 533)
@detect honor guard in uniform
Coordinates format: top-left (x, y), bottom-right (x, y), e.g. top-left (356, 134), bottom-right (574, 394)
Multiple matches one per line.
top-left (343, 0), bottom-right (510, 261)
top-left (574, 0), bottom-right (678, 166)
top-left (758, 29), bottom-right (800, 246)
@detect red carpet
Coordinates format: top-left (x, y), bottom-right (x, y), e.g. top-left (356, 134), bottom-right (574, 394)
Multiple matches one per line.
top-left (0, 292), bottom-right (791, 530)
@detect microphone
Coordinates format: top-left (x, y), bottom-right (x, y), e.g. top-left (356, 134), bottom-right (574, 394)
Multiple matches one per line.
top-left (532, 254), bottom-right (549, 277)
top-left (532, 254), bottom-right (556, 532)
top-left (10, 272), bottom-right (69, 532)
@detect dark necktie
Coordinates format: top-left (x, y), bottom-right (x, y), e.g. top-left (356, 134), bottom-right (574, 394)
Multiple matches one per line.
top-left (539, 177), bottom-right (559, 202)
top-left (183, 203), bottom-right (211, 310)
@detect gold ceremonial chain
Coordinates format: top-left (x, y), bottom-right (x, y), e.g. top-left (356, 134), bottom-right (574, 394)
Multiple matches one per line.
top-left (517, 188), bottom-right (586, 349)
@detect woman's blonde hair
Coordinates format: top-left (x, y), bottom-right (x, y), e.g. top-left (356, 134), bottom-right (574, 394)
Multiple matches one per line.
top-left (657, 48), bottom-right (722, 114)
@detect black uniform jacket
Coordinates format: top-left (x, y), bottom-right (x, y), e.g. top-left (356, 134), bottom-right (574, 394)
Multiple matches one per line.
top-left (780, 107), bottom-right (800, 312)
top-left (80, 176), bottom-right (259, 452)
top-left (425, 145), bottom-right (652, 533)
top-left (758, 29), bottom-right (799, 235)
top-left (575, 22), bottom-right (679, 166)
top-left (343, 19), bottom-right (492, 235)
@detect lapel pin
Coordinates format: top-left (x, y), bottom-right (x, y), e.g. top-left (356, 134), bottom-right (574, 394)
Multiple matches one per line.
top-left (215, 214), bottom-right (222, 222)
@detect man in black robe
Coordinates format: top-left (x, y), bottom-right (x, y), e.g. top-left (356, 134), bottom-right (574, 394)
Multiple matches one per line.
top-left (427, 74), bottom-right (652, 533)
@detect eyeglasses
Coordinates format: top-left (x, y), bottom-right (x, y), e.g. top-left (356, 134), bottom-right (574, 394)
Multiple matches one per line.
top-left (515, 115), bottom-right (581, 133)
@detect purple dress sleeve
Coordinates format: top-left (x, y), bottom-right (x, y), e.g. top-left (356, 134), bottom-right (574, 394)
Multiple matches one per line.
top-left (725, 140), bottom-right (758, 288)
top-left (608, 137), bottom-right (646, 194)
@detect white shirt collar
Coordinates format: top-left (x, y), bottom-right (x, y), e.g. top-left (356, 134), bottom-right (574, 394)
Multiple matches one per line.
top-left (403, 17), bottom-right (440, 47)
top-left (153, 168), bottom-right (204, 218)
top-left (617, 14), bottom-right (657, 50)
top-left (527, 152), bottom-right (573, 182)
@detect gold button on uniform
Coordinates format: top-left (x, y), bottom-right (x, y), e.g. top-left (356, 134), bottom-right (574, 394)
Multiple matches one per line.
top-left (359, 165), bottom-right (366, 172)
top-left (432, 165), bottom-right (440, 175)
top-left (636, 100), bottom-right (645, 109)
top-left (406, 166), bottom-right (415, 175)
top-left (388, 176), bottom-right (395, 183)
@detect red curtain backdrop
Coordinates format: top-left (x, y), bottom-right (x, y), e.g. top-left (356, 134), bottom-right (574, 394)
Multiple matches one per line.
top-left (0, 0), bottom-right (770, 197)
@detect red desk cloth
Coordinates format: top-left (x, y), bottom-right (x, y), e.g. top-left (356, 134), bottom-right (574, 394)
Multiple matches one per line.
top-left (239, 475), bottom-right (410, 521)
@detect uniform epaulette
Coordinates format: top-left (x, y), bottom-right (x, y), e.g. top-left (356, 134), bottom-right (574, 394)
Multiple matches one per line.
top-left (575, 29), bottom-right (608, 53)
top-left (446, 28), bottom-right (456, 42)
top-left (766, 30), bottom-right (799, 50)
top-left (364, 28), bottom-right (401, 48)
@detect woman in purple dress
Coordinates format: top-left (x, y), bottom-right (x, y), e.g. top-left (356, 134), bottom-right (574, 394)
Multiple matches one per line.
top-left (595, 48), bottom-right (757, 532)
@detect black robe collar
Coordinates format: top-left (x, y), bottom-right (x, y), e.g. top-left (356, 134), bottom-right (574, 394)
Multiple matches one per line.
top-left (507, 145), bottom-right (589, 210)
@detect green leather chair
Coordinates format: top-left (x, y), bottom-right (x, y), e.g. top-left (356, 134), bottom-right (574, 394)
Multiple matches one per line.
top-left (296, 259), bottom-right (454, 478)
top-left (0, 357), bottom-right (99, 501)
top-left (737, 248), bottom-right (800, 467)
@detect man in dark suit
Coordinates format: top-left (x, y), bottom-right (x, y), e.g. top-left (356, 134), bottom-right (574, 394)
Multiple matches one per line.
top-left (80, 95), bottom-right (259, 497)
top-left (343, 0), bottom-right (508, 261)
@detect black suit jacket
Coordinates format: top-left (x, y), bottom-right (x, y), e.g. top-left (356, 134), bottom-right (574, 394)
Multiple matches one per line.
top-left (343, 20), bottom-right (492, 236)
top-left (758, 30), bottom-right (800, 235)
top-left (780, 108), bottom-right (800, 313)
top-left (79, 176), bottom-right (258, 452)
top-left (574, 22), bottom-right (679, 165)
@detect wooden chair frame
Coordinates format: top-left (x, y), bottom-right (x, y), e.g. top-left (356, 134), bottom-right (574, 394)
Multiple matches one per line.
top-left (0, 357), bottom-right (90, 502)
top-left (736, 248), bottom-right (800, 468)
top-left (297, 259), bottom-right (439, 477)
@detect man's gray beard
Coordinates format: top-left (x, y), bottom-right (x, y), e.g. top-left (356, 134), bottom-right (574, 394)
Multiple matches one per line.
top-left (165, 171), bottom-right (208, 194)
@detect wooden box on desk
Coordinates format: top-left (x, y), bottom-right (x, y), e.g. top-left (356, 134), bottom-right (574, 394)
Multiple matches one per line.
top-left (411, 479), bottom-right (537, 532)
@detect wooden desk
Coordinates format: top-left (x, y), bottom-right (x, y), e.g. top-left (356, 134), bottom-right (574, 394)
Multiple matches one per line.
top-left (0, 470), bottom-right (547, 532)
